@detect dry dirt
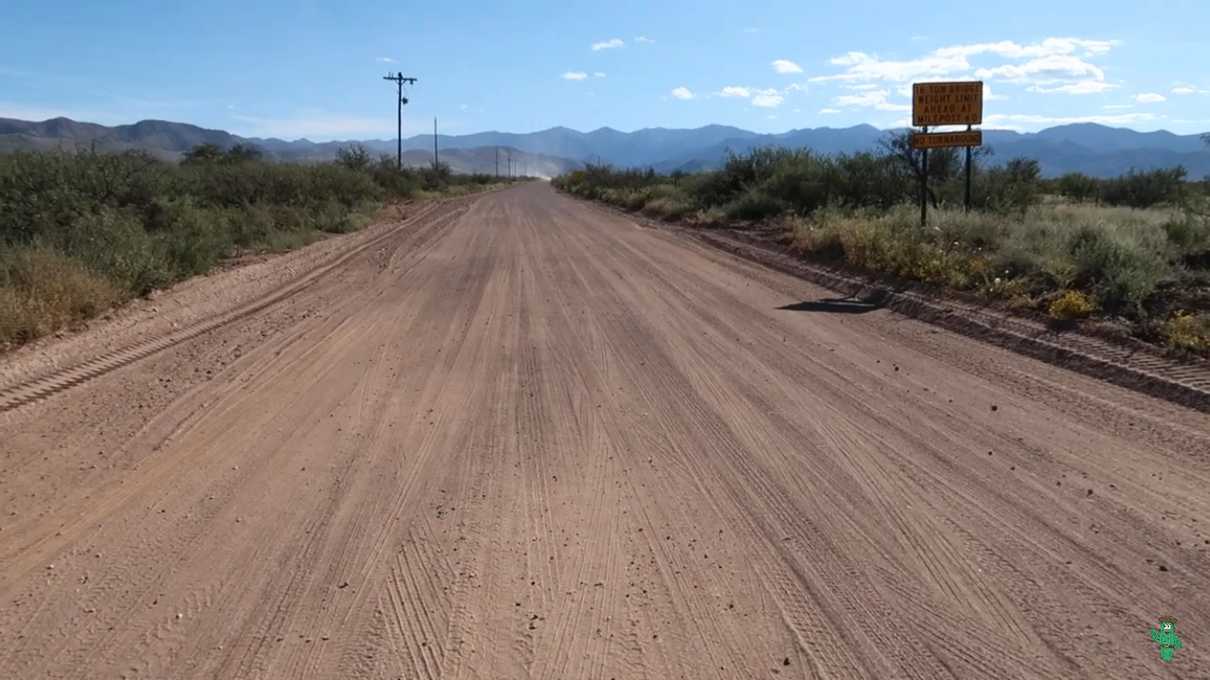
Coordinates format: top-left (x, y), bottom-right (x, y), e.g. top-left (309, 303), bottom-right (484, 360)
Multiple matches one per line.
top-left (2, 183), bottom-right (1209, 679)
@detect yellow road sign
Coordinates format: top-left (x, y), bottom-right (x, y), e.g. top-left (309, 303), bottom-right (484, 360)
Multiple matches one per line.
top-left (912, 81), bottom-right (983, 127)
top-left (910, 130), bottom-right (983, 149)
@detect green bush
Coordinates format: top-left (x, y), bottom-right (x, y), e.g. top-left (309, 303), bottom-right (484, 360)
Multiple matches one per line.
top-left (723, 189), bottom-right (787, 221)
top-left (1100, 167), bottom-right (1187, 208)
top-left (0, 145), bottom-right (509, 348)
top-left (1067, 225), bottom-right (1169, 312)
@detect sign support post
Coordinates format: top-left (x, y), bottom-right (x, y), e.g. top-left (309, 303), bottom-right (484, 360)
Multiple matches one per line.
top-left (920, 126), bottom-right (929, 228)
top-left (964, 124), bottom-right (973, 213)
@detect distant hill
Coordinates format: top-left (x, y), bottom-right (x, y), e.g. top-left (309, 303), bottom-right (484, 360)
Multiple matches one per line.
top-left (645, 124), bottom-right (1210, 178)
top-left (2, 116), bottom-right (1208, 179)
top-left (0, 117), bottom-right (579, 177)
top-left (0, 117), bottom-right (242, 157)
top-left (398, 125), bottom-right (761, 168)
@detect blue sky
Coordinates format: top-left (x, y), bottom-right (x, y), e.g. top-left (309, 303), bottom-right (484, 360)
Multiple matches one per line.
top-left (2, 0), bottom-right (1208, 140)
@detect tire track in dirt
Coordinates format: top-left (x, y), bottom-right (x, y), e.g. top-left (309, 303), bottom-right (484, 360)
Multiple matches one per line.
top-left (2, 183), bottom-right (1208, 679)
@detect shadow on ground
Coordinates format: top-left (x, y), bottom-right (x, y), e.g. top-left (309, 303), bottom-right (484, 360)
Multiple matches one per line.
top-left (776, 296), bottom-right (883, 314)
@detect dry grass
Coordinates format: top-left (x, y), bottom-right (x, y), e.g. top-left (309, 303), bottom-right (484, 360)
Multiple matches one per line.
top-left (0, 248), bottom-right (122, 347)
top-left (786, 203), bottom-right (1209, 352)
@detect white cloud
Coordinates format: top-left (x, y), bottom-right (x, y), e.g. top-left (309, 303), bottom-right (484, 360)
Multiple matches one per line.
top-left (593, 72), bottom-right (607, 78)
top-left (635, 36), bottom-right (655, 44)
top-left (752, 90), bottom-right (784, 108)
top-left (814, 37), bottom-right (1119, 97)
top-left (976, 55), bottom-right (1104, 83)
top-left (716, 85), bottom-right (785, 108)
top-left (784, 83), bottom-right (807, 93)
top-left (376, 57), bottom-right (396, 63)
top-left (1103, 104), bottom-right (1134, 110)
top-left (562, 71), bottom-right (588, 81)
top-left (591, 38), bottom-right (624, 51)
top-left (772, 59), bottom-right (804, 74)
top-left (1028, 80), bottom-right (1117, 95)
top-left (812, 50), bottom-right (968, 83)
top-left (670, 86), bottom-right (695, 100)
top-left (819, 108), bottom-right (841, 114)
top-left (983, 84), bottom-right (1007, 101)
top-left (1170, 84), bottom-right (1207, 96)
top-left (1135, 92), bottom-right (1166, 103)
top-left (935, 38), bottom-right (1116, 60)
top-left (833, 89), bottom-right (909, 112)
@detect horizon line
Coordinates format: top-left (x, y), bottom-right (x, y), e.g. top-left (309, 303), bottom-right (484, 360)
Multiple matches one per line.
top-left (3, 114), bottom-right (1206, 145)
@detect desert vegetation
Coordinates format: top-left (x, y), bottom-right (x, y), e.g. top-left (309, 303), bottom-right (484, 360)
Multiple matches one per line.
top-left (0, 145), bottom-right (508, 348)
top-left (554, 135), bottom-right (1210, 353)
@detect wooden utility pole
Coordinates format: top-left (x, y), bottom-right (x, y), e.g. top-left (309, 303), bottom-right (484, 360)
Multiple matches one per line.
top-left (382, 72), bottom-right (418, 170)
top-left (433, 117), bottom-right (439, 171)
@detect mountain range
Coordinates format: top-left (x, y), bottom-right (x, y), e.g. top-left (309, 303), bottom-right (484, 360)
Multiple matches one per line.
top-left (2, 116), bottom-right (1208, 179)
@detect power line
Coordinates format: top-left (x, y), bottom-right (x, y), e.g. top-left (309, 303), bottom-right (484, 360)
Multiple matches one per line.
top-left (382, 72), bottom-right (418, 170)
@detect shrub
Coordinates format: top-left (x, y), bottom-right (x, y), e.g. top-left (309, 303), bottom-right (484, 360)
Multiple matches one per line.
top-left (1067, 226), bottom-right (1169, 312)
top-left (723, 189), bottom-right (786, 221)
top-left (1056, 172), bottom-right (1101, 203)
top-left (1100, 167), bottom-right (1187, 208)
top-left (1048, 290), bottom-right (1096, 320)
top-left (1163, 311), bottom-right (1210, 352)
top-left (0, 247), bottom-right (122, 345)
top-left (641, 197), bottom-right (695, 221)
top-left (977, 159), bottom-right (1042, 215)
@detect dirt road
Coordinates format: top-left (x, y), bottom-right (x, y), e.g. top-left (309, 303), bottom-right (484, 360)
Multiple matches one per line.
top-left (2, 183), bottom-right (1208, 679)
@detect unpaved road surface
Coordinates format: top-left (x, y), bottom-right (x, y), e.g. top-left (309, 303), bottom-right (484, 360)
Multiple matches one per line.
top-left (2, 183), bottom-right (1209, 679)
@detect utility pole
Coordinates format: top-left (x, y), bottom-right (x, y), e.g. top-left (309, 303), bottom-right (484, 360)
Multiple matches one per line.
top-left (495, 147), bottom-right (500, 179)
top-left (433, 117), bottom-right (439, 171)
top-left (382, 72), bottom-right (418, 170)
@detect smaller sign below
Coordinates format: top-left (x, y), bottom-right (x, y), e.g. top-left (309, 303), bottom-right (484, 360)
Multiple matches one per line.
top-left (910, 130), bottom-right (983, 150)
